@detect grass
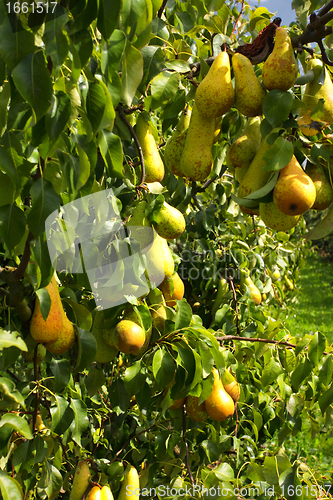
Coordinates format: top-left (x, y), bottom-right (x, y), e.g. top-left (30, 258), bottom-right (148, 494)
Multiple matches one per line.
top-left (285, 252), bottom-right (333, 343)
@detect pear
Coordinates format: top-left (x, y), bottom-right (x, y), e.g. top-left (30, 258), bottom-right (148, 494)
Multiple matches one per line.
top-left (306, 162), bottom-right (333, 210)
top-left (211, 278), bottom-right (229, 315)
top-left (100, 485), bottom-right (114, 500)
top-left (195, 51), bottom-right (234, 118)
top-left (30, 276), bottom-right (63, 344)
top-left (273, 156), bottom-right (316, 215)
top-left (22, 334), bottom-right (46, 364)
top-left (262, 27), bottom-right (297, 91)
top-left (154, 202), bottom-right (186, 240)
top-left (136, 114), bottom-right (165, 183)
top-left (204, 368), bottom-right (235, 421)
top-left (221, 369), bottom-right (240, 403)
top-left (240, 270), bottom-right (261, 305)
top-left (126, 200), bottom-right (154, 249)
top-left (259, 201), bottom-right (301, 231)
top-left (69, 460), bottom-right (91, 500)
top-left (145, 233), bottom-right (174, 285)
top-left (149, 288), bottom-right (167, 331)
top-left (232, 53), bottom-right (266, 117)
top-left (91, 310), bottom-right (118, 364)
top-left (158, 272), bottom-right (184, 307)
top-left (164, 108), bottom-right (191, 177)
top-left (162, 385), bottom-right (185, 410)
top-left (110, 320), bottom-right (146, 355)
top-left (121, 305), bottom-right (152, 356)
top-left (117, 466), bottom-right (140, 500)
top-left (186, 395), bottom-right (209, 422)
top-left (180, 102), bottom-right (215, 182)
top-left (229, 116), bottom-right (262, 169)
top-left (237, 139), bottom-right (273, 215)
top-left (284, 276), bottom-right (294, 290)
top-left (87, 486), bottom-right (101, 500)
top-left (298, 58), bottom-right (333, 136)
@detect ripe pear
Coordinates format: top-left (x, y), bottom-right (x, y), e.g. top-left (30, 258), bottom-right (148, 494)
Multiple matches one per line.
top-left (100, 485), bottom-right (114, 500)
top-left (232, 53), bottom-right (266, 117)
top-left (145, 233), bottom-right (174, 285)
top-left (262, 27), bottom-right (297, 91)
top-left (180, 102), bottom-right (215, 182)
top-left (195, 50), bottom-right (234, 118)
top-left (136, 114), bottom-right (164, 183)
top-left (221, 369), bottom-right (240, 403)
top-left (284, 275), bottom-right (294, 290)
top-left (69, 460), bottom-right (91, 500)
top-left (91, 310), bottom-right (118, 363)
top-left (121, 305), bottom-right (152, 356)
top-left (118, 466), bottom-right (140, 500)
top-left (273, 156), bottom-right (316, 215)
top-left (237, 139), bottom-right (273, 214)
top-left (306, 162), bottom-right (333, 210)
top-left (22, 334), bottom-right (46, 363)
top-left (30, 277), bottom-right (63, 344)
top-left (110, 320), bottom-right (146, 355)
top-left (240, 270), bottom-right (261, 305)
top-left (205, 368), bottom-right (235, 421)
top-left (259, 201), bottom-right (301, 231)
top-left (298, 58), bottom-right (333, 136)
top-left (154, 202), bottom-right (186, 240)
top-left (87, 486), bottom-right (101, 500)
top-left (164, 108), bottom-right (191, 177)
top-left (186, 395), bottom-right (209, 422)
top-left (229, 116), bottom-right (262, 169)
top-left (158, 272), bottom-right (184, 307)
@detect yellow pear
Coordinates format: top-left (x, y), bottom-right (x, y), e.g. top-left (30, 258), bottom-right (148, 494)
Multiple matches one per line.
top-left (232, 53), bottom-right (266, 117)
top-left (110, 320), bottom-right (146, 355)
top-left (158, 272), bottom-right (184, 307)
top-left (237, 139), bottom-right (273, 214)
top-left (259, 201), bottom-right (301, 231)
top-left (195, 51), bottom-right (234, 118)
top-left (121, 305), bottom-right (152, 357)
top-left (117, 466), bottom-right (140, 500)
top-left (306, 162), bottom-right (333, 210)
top-left (154, 202), bottom-right (186, 240)
top-left (69, 460), bottom-right (91, 500)
top-left (221, 369), bottom-right (240, 403)
top-left (30, 276), bottom-right (63, 344)
top-left (100, 485), bottom-right (114, 500)
top-left (262, 27), bottom-right (297, 91)
top-left (204, 368), bottom-right (235, 421)
top-left (180, 102), bottom-right (215, 182)
top-left (136, 114), bottom-right (164, 183)
top-left (164, 108), bottom-right (191, 177)
top-left (145, 233), bottom-right (174, 285)
top-left (240, 270), bottom-right (261, 305)
top-left (284, 276), bottom-right (294, 290)
top-left (91, 310), bottom-right (118, 363)
top-left (273, 156), bottom-right (316, 215)
top-left (229, 117), bottom-right (262, 170)
top-left (186, 395), bottom-right (209, 422)
top-left (298, 58), bottom-right (333, 136)
top-left (87, 486), bottom-right (101, 500)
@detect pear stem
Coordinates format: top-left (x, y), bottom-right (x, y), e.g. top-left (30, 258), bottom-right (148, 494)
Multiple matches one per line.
top-left (182, 402), bottom-right (195, 486)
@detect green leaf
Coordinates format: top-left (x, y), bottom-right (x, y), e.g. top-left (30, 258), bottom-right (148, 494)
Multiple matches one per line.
top-left (165, 60), bottom-right (191, 72)
top-left (213, 462), bottom-right (235, 481)
top-left (231, 193), bottom-right (259, 209)
top-left (308, 331), bottom-right (326, 366)
top-left (0, 15), bottom-right (35, 71)
top-left (151, 70), bottom-right (180, 106)
top-left (318, 383), bottom-right (333, 413)
top-left (0, 204), bottom-right (26, 250)
top-left (38, 463), bottom-right (63, 500)
top-left (244, 172), bottom-right (279, 200)
top-left (295, 69), bottom-right (315, 85)
top-left (27, 178), bottom-right (60, 237)
top-left (121, 43), bottom-right (143, 106)
top-left (0, 330), bottom-right (27, 351)
top-left (278, 464), bottom-right (302, 500)
top-left (76, 144), bottom-right (90, 192)
top-left (31, 234), bottom-right (54, 288)
top-left (97, 0), bottom-right (121, 39)
top-left (45, 92), bottom-right (72, 145)
top-left (50, 395), bottom-right (74, 435)
top-left (86, 366), bottom-right (106, 397)
top-left (262, 137), bottom-right (294, 172)
top-left (263, 89), bottom-right (294, 128)
top-left (74, 329), bottom-right (97, 375)
top-left (0, 471), bottom-right (23, 500)
top-left (63, 299), bottom-right (92, 331)
top-left (98, 131), bottom-right (124, 178)
top-left (0, 414), bottom-right (32, 440)
top-left (0, 133), bottom-right (26, 190)
top-left (50, 359), bottom-right (71, 393)
top-left (152, 347), bottom-right (176, 388)
top-left (261, 356), bottom-right (282, 387)
top-left (291, 358), bottom-right (313, 391)
top-left (0, 377), bottom-right (25, 409)
top-left (35, 286), bottom-right (51, 322)
top-left (0, 82), bottom-right (10, 136)
top-left (121, 0), bottom-right (146, 27)
top-left (86, 80), bottom-right (106, 132)
top-left (69, 398), bottom-right (89, 446)
top-left (43, 5), bottom-right (69, 70)
top-left (12, 52), bottom-right (53, 122)
top-left (102, 30), bottom-right (126, 78)
top-left (174, 299), bottom-right (192, 330)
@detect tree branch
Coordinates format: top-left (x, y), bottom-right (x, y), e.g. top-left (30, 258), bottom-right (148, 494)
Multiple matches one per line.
top-left (157, 0), bottom-right (168, 18)
top-left (13, 232), bottom-right (34, 281)
top-left (215, 335), bottom-right (329, 355)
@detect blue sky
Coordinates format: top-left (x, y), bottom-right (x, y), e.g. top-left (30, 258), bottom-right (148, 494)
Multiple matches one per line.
top-left (248, 0), bottom-right (297, 26)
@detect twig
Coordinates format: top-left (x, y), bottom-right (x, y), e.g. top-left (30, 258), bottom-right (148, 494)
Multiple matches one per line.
top-left (157, 0), bottom-right (168, 18)
top-left (116, 105), bottom-right (146, 185)
top-left (318, 0), bottom-right (333, 17)
top-left (182, 402), bottom-right (194, 486)
top-left (271, 282), bottom-right (283, 307)
top-left (13, 232), bottom-right (34, 281)
top-left (32, 345), bottom-right (40, 432)
top-left (191, 182), bottom-right (203, 210)
top-left (230, 1), bottom-right (245, 38)
top-left (196, 175), bottom-right (218, 192)
top-left (227, 274), bottom-right (240, 336)
top-left (318, 38), bottom-right (333, 66)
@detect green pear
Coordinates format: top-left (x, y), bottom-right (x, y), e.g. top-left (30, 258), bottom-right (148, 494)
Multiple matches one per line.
top-left (262, 27), bottom-right (298, 91)
top-left (154, 202), bottom-right (186, 240)
top-left (145, 233), bottom-right (174, 284)
top-left (117, 466), bottom-right (140, 500)
top-left (69, 460), bottom-right (91, 500)
top-left (232, 53), bottom-right (266, 117)
top-left (229, 116), bottom-right (262, 169)
top-left (259, 201), bottom-right (301, 231)
top-left (306, 162), bottom-right (333, 210)
top-left (126, 200), bottom-right (154, 249)
top-left (91, 310), bottom-right (118, 363)
top-left (180, 102), bottom-right (215, 182)
top-left (237, 139), bottom-right (273, 214)
top-left (240, 270), bottom-right (261, 305)
top-left (298, 58), bottom-right (333, 136)
top-left (136, 114), bottom-right (165, 183)
top-left (195, 50), bottom-right (235, 118)
top-left (164, 108), bottom-right (191, 177)
top-left (273, 156), bottom-right (316, 215)
top-left (22, 334), bottom-right (46, 364)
